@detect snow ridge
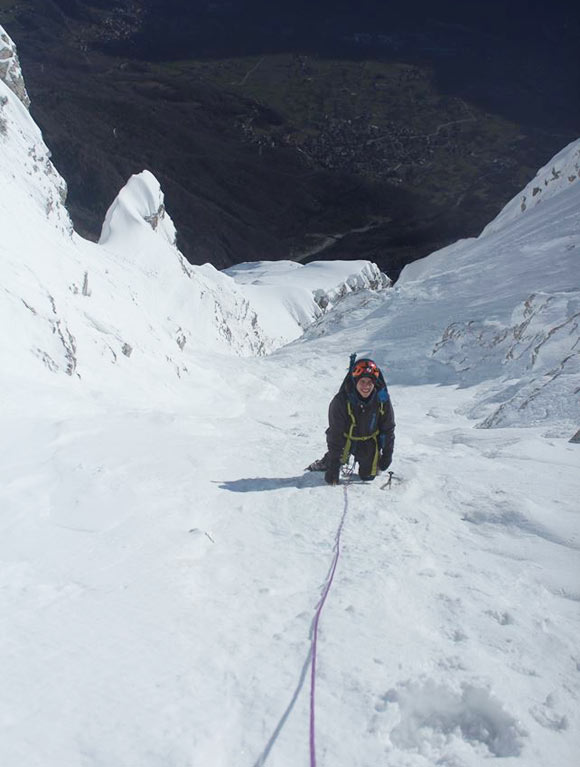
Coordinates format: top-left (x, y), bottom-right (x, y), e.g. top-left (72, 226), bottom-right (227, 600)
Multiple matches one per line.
top-left (226, 259), bottom-right (390, 349)
top-left (482, 138), bottom-right (580, 236)
top-left (0, 75), bottom-right (71, 235)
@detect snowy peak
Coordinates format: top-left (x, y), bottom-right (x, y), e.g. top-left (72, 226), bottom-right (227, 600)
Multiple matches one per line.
top-left (0, 26), bottom-right (30, 108)
top-left (99, 169), bottom-right (177, 254)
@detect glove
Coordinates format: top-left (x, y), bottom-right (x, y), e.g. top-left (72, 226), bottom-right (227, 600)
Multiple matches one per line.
top-left (378, 451), bottom-right (392, 472)
top-left (324, 462), bottom-right (340, 485)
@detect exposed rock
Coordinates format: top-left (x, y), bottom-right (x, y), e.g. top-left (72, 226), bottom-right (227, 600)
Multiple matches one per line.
top-left (0, 28), bottom-right (30, 108)
top-left (569, 429), bottom-right (580, 444)
top-left (0, 25), bottom-right (71, 234)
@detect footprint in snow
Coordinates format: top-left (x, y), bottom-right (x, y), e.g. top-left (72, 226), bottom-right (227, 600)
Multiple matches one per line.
top-left (485, 609), bottom-right (514, 625)
top-left (373, 679), bottom-right (525, 758)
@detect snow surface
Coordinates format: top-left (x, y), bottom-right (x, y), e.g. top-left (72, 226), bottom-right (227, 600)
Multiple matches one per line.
top-left (1, 23), bottom-right (579, 767)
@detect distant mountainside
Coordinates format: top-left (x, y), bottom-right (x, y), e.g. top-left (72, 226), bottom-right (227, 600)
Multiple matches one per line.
top-left (1, 0), bottom-right (578, 277)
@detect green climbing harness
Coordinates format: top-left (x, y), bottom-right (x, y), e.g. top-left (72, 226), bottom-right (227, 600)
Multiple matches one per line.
top-left (340, 400), bottom-right (384, 475)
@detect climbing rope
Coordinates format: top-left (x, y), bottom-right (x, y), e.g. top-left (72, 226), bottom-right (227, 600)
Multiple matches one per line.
top-left (309, 470), bottom-right (351, 766)
top-left (253, 467), bottom-right (353, 767)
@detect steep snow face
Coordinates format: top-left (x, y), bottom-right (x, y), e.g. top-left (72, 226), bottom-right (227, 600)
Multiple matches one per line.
top-left (226, 259), bottom-right (390, 348)
top-left (482, 139), bottom-right (580, 236)
top-left (0, 26), bottom-right (30, 108)
top-left (404, 142), bottom-right (580, 433)
top-left (0, 38), bottom-right (70, 236)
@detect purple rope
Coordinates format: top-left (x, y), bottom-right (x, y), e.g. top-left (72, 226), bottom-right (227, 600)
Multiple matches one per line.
top-left (309, 484), bottom-right (349, 767)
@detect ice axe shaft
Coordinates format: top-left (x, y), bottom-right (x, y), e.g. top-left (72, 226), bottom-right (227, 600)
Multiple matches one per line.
top-left (380, 470), bottom-right (394, 490)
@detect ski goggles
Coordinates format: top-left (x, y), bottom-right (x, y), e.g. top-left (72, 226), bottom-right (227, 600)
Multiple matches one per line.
top-left (352, 359), bottom-right (380, 380)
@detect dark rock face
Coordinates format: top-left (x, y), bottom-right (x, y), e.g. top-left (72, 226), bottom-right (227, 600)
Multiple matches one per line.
top-left (2, 1), bottom-right (578, 278)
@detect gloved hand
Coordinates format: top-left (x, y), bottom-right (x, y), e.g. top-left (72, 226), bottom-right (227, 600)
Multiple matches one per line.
top-left (324, 462), bottom-right (340, 485)
top-left (378, 451), bottom-right (392, 472)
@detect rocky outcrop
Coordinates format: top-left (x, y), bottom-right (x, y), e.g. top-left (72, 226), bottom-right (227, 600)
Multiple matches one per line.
top-left (0, 27), bottom-right (30, 108)
top-left (0, 25), bottom-right (71, 234)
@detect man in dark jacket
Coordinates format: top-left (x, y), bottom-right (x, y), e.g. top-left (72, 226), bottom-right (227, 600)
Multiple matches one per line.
top-left (308, 357), bottom-right (395, 485)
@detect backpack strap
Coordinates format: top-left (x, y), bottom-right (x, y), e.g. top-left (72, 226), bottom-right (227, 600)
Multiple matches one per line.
top-left (341, 401), bottom-right (357, 464)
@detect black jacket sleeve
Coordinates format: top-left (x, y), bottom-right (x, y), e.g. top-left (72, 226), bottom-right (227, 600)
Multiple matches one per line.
top-left (379, 397), bottom-right (396, 458)
top-left (325, 392), bottom-right (349, 466)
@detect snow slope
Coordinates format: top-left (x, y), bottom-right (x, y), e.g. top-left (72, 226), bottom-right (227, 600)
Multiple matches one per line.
top-left (1, 24), bottom-right (579, 767)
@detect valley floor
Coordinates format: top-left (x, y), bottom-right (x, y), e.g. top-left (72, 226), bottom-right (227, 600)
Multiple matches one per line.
top-left (1, 344), bottom-right (579, 767)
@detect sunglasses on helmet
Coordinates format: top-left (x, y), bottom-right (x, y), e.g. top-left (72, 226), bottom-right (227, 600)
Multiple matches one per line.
top-left (352, 360), bottom-right (379, 379)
